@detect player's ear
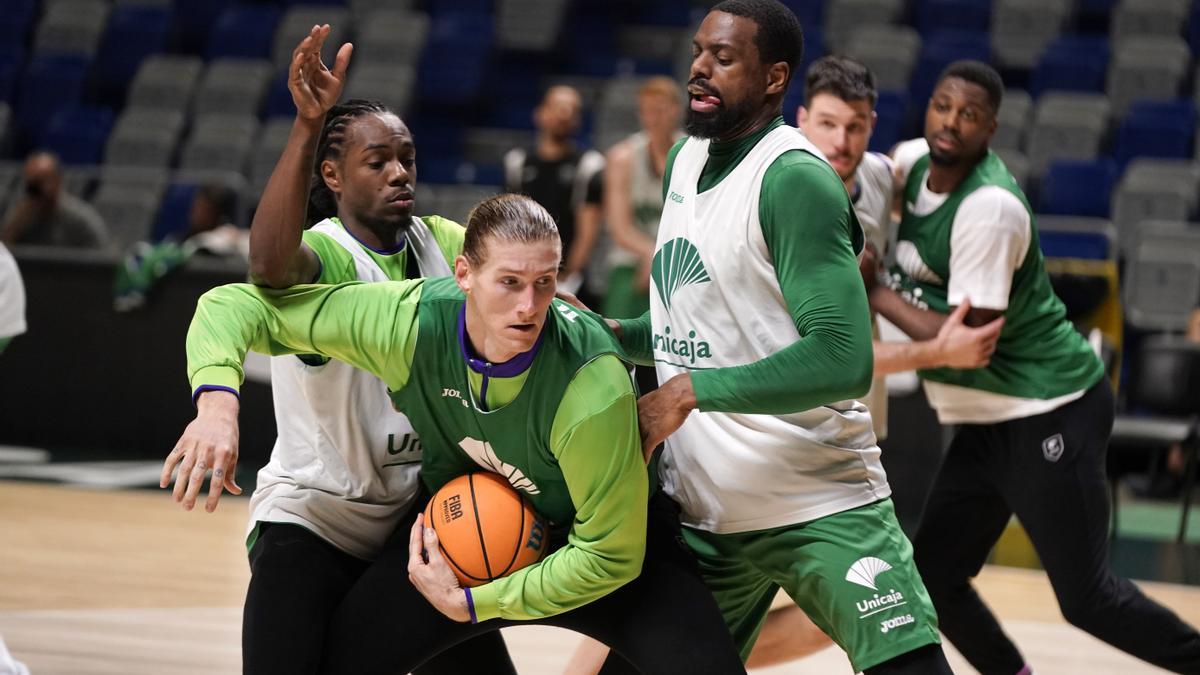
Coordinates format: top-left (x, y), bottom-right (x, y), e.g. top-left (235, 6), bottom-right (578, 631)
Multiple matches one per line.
top-left (454, 255), bottom-right (472, 293)
top-left (765, 62), bottom-right (789, 97)
top-left (320, 159), bottom-right (341, 197)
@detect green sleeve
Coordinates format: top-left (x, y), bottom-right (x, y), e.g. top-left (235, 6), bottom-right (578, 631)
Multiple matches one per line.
top-left (421, 215), bottom-right (466, 265)
top-left (614, 311), bottom-right (653, 365)
top-left (187, 280), bottom-right (423, 396)
top-left (660, 136), bottom-right (687, 202)
top-left (469, 354), bottom-right (648, 621)
top-left (691, 152), bottom-right (873, 414)
top-left (301, 230), bottom-right (357, 284)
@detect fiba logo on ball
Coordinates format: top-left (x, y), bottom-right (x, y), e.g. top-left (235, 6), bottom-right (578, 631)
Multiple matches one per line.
top-left (424, 472), bottom-right (549, 587)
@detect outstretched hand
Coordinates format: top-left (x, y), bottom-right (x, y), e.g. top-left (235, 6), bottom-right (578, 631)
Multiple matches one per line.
top-left (160, 390), bottom-right (243, 512)
top-left (289, 24), bottom-right (353, 122)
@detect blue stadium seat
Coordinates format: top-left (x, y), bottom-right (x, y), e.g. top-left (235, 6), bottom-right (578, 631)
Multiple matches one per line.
top-left (41, 105), bottom-right (114, 165)
top-left (636, 0), bottom-right (693, 27)
top-left (15, 54), bottom-right (90, 148)
top-left (92, 6), bottom-right (173, 107)
top-left (173, 0), bottom-right (235, 54)
top-left (429, 0), bottom-right (495, 14)
top-left (205, 6), bottom-right (282, 61)
top-left (152, 183), bottom-right (199, 242)
top-left (1031, 35), bottom-right (1110, 96)
top-left (564, 11), bottom-right (618, 76)
top-left (870, 90), bottom-right (909, 153)
top-left (1039, 158), bottom-right (1118, 217)
top-left (0, 0), bottom-right (37, 46)
top-left (1114, 100), bottom-right (1197, 169)
top-left (261, 71), bottom-right (295, 120)
top-left (0, 47), bottom-right (23, 104)
top-left (914, 0), bottom-right (992, 38)
top-left (778, 0), bottom-right (824, 29)
top-left (908, 31), bottom-right (990, 122)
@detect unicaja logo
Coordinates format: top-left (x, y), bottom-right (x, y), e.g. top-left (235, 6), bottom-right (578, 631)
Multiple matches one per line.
top-left (846, 556), bottom-right (893, 591)
top-left (651, 238), bottom-right (711, 310)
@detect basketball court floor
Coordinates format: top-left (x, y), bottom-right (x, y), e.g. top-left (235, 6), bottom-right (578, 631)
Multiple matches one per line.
top-left (3, 480), bottom-right (1198, 674)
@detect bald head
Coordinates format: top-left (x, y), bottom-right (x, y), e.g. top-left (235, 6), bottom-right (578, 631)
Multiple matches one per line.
top-left (535, 85), bottom-right (583, 141)
top-left (23, 152), bottom-right (62, 202)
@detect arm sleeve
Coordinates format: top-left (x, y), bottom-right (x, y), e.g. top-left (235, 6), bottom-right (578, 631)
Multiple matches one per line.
top-left (187, 280), bottom-right (422, 396)
top-left (614, 310), bottom-right (654, 365)
top-left (691, 155), bottom-right (874, 414)
top-left (469, 355), bottom-right (647, 621)
top-left (946, 186), bottom-right (1031, 311)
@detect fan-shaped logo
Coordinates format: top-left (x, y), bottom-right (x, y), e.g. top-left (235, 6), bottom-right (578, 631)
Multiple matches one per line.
top-left (651, 238), bottom-right (711, 310)
top-left (846, 556), bottom-right (893, 591)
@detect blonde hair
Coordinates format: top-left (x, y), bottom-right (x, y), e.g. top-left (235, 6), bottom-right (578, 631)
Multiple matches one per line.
top-left (638, 76), bottom-right (682, 104)
top-left (462, 194), bottom-right (561, 266)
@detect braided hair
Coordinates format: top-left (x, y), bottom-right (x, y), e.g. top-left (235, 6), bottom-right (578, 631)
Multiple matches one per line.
top-left (307, 99), bottom-right (394, 225)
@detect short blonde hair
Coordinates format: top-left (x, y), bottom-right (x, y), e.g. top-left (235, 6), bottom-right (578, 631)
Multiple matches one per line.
top-left (463, 194), bottom-right (561, 266)
top-left (638, 76), bottom-right (681, 104)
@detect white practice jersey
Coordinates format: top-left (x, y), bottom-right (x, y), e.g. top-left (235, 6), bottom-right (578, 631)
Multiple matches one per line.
top-left (653, 127), bottom-right (890, 534)
top-left (250, 218), bottom-right (452, 559)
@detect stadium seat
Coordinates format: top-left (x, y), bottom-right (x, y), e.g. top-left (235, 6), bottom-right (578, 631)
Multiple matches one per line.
top-left (1031, 35), bottom-right (1111, 96)
top-left (825, 0), bottom-right (904, 53)
top-left (1111, 0), bottom-right (1189, 43)
top-left (913, 0), bottom-right (991, 38)
top-left (344, 64), bottom-right (417, 115)
top-left (908, 31), bottom-right (991, 114)
top-left (1114, 100), bottom-right (1196, 169)
top-left (33, 0), bottom-right (111, 57)
top-left (418, 12), bottom-right (493, 106)
top-left (205, 6), bottom-right (282, 61)
top-left (126, 56), bottom-right (204, 113)
top-left (1111, 159), bottom-right (1200, 252)
top-left (354, 10), bottom-right (431, 67)
top-left (247, 118), bottom-right (293, 198)
top-left (92, 167), bottom-right (169, 252)
top-left (41, 106), bottom-right (115, 165)
top-left (14, 54), bottom-right (90, 149)
top-left (1025, 106), bottom-right (1107, 175)
top-left (1039, 158), bottom-right (1118, 218)
top-left (193, 59), bottom-right (274, 118)
top-left (91, 6), bottom-right (173, 107)
top-left (179, 114), bottom-right (260, 175)
top-left (497, 0), bottom-right (568, 51)
top-left (845, 25), bottom-right (922, 92)
top-left (993, 88), bottom-right (1031, 151)
top-left (104, 108), bottom-right (186, 168)
top-left (991, 0), bottom-right (1073, 71)
top-left (1122, 220), bottom-right (1200, 331)
top-left (0, 0), bottom-right (38, 47)
top-left (151, 182), bottom-right (199, 242)
top-left (1107, 36), bottom-right (1190, 115)
top-left (0, 46), bottom-right (23, 104)
top-left (1038, 215), bottom-right (1117, 261)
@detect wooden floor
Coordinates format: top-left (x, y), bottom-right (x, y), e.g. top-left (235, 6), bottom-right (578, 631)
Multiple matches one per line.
top-left (2, 480), bottom-right (1198, 674)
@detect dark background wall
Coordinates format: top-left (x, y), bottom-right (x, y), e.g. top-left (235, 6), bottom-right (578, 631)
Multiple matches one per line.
top-left (0, 246), bottom-right (276, 467)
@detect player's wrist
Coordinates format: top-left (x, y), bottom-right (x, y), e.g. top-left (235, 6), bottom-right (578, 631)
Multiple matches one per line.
top-left (196, 388), bottom-right (240, 417)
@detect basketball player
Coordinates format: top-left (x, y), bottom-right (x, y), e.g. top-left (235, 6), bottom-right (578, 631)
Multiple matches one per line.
top-left (869, 59), bottom-right (1200, 675)
top-left (740, 54), bottom-right (1005, 669)
top-left (178, 193), bottom-right (746, 674)
top-left (161, 25), bottom-right (512, 674)
top-left (603, 3), bottom-right (951, 672)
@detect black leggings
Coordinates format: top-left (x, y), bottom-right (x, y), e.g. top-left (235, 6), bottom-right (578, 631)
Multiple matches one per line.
top-left (914, 380), bottom-right (1200, 674)
top-left (244, 522), bottom-right (514, 675)
top-left (320, 492), bottom-right (747, 674)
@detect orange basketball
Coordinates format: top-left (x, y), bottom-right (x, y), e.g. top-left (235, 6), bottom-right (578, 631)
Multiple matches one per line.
top-left (423, 472), bottom-right (549, 588)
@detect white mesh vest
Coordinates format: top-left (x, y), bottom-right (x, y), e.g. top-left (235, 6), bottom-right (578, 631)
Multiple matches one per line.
top-left (653, 127), bottom-right (890, 534)
top-left (249, 217), bottom-right (452, 559)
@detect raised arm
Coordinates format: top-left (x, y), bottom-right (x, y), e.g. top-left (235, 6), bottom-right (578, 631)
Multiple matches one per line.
top-left (249, 24), bottom-right (352, 288)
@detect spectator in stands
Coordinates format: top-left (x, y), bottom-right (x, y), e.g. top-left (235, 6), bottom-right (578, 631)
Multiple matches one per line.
top-left (180, 183), bottom-right (248, 259)
top-left (503, 85), bottom-right (605, 306)
top-left (601, 76), bottom-right (683, 320)
top-left (1, 151), bottom-right (110, 249)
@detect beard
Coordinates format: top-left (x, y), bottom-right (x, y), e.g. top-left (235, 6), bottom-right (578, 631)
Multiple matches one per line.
top-left (684, 96), bottom-right (757, 139)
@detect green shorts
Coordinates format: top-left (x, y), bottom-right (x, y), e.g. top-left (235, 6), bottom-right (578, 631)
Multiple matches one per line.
top-left (682, 498), bottom-right (940, 672)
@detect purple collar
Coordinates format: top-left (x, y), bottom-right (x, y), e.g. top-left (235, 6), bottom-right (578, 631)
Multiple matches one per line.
top-left (456, 305), bottom-right (546, 377)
